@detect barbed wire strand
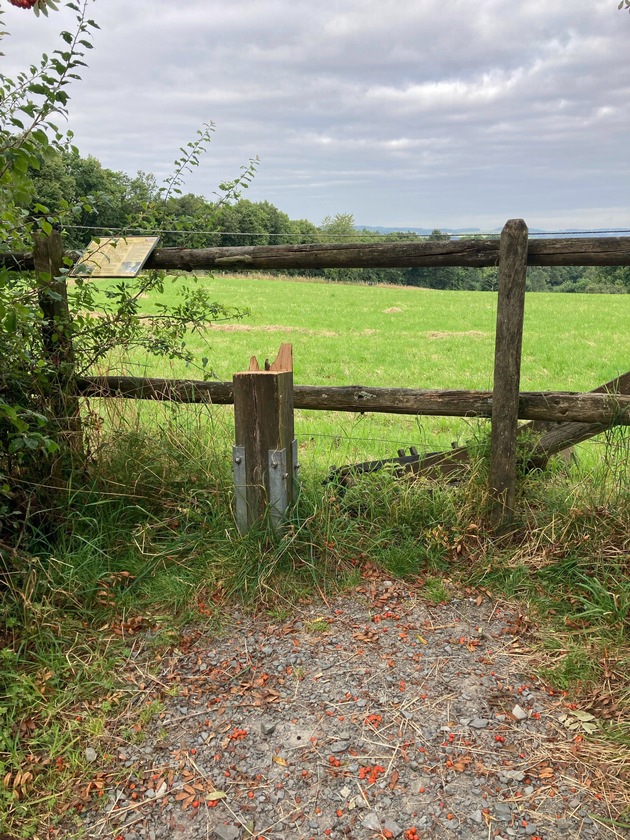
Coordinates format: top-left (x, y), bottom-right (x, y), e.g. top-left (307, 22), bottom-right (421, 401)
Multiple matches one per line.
top-left (61, 223), bottom-right (630, 240)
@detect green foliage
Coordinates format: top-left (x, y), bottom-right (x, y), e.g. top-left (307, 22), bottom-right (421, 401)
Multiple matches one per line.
top-left (0, 1), bottom-right (98, 251)
top-left (0, 2), bottom-right (99, 509)
top-left (25, 150), bottom-right (149, 248)
top-left (0, 5), bottom-right (257, 517)
top-left (13, 142), bottom-right (628, 293)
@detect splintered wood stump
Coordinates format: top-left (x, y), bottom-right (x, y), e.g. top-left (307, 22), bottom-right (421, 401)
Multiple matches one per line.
top-left (233, 343), bottom-right (296, 533)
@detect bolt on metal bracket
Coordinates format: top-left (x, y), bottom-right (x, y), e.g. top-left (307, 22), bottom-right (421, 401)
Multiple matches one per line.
top-left (233, 445), bottom-right (247, 535)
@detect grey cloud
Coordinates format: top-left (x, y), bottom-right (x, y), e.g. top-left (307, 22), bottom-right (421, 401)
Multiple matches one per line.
top-left (3, 0), bottom-right (629, 229)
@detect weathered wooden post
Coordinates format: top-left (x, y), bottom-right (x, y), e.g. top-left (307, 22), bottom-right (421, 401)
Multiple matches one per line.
top-left (490, 219), bottom-right (528, 529)
top-left (33, 230), bottom-right (83, 475)
top-left (232, 343), bottom-right (298, 534)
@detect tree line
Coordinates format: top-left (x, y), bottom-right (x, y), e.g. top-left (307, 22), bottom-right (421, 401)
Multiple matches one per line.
top-left (19, 148), bottom-right (630, 293)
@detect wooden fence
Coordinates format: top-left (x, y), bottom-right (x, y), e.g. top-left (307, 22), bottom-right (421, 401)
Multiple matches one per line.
top-left (15, 220), bottom-right (630, 532)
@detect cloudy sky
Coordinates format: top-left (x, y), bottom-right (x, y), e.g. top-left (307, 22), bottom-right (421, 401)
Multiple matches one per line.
top-left (4, 0), bottom-right (630, 231)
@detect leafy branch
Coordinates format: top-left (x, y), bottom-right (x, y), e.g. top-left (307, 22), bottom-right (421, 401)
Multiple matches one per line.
top-left (0, 1), bottom-right (98, 182)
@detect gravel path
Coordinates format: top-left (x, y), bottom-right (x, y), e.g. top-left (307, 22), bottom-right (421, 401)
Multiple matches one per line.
top-left (75, 577), bottom-right (622, 840)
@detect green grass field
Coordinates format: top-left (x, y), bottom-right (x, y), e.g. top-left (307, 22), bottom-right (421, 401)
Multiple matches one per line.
top-left (3, 274), bottom-right (629, 835)
top-left (101, 273), bottom-right (630, 465)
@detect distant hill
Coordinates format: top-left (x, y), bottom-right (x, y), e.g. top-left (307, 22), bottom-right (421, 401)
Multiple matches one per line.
top-left (355, 225), bottom-right (624, 238)
top-left (355, 225), bottom-right (482, 236)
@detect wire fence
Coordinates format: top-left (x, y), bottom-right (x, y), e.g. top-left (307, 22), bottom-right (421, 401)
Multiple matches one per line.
top-left (61, 223), bottom-right (630, 242)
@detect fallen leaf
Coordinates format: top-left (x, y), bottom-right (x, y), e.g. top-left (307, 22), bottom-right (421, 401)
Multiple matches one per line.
top-left (452, 755), bottom-right (473, 772)
top-left (571, 710), bottom-right (596, 722)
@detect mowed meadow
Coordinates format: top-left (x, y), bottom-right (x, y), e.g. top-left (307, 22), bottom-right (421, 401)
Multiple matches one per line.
top-left (100, 272), bottom-right (630, 467)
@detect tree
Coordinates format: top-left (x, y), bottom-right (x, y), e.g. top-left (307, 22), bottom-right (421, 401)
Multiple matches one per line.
top-left (1, 0), bottom-right (99, 498)
top-left (0, 3), bottom-right (257, 518)
top-left (428, 228), bottom-right (450, 242)
top-left (319, 212), bottom-right (357, 242)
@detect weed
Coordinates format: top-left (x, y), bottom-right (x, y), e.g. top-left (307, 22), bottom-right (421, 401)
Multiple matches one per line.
top-left (422, 577), bottom-right (451, 604)
top-left (537, 645), bottom-right (601, 693)
top-left (267, 607), bottom-right (291, 622)
top-left (305, 619), bottom-right (330, 633)
top-left (570, 572), bottom-right (630, 632)
top-left (139, 699), bottom-right (165, 726)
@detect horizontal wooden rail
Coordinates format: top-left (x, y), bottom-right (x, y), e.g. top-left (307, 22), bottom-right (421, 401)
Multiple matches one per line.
top-left (145, 237), bottom-right (630, 270)
top-left (76, 376), bottom-right (630, 425)
top-left (4, 236), bottom-right (630, 273)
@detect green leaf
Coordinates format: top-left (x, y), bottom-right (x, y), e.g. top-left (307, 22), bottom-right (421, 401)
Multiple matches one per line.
top-left (571, 710), bottom-right (596, 722)
top-left (4, 310), bottom-right (17, 333)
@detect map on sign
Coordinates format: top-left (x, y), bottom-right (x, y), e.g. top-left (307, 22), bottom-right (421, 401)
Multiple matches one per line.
top-left (71, 236), bottom-right (160, 278)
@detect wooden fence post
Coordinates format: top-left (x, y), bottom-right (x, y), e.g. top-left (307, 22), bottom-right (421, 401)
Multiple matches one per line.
top-left (490, 219), bottom-right (529, 529)
top-left (232, 343), bottom-right (298, 534)
top-left (33, 230), bottom-right (83, 474)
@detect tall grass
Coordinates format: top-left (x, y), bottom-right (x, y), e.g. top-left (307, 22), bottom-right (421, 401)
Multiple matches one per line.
top-left (2, 276), bottom-right (630, 834)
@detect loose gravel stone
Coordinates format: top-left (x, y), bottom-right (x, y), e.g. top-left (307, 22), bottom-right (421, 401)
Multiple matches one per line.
top-left (361, 812), bottom-right (381, 831)
top-left (212, 826), bottom-right (240, 840)
top-left (70, 584), bottom-right (614, 840)
top-left (330, 740), bottom-right (350, 753)
top-left (382, 817), bottom-right (404, 837)
top-left (84, 747), bottom-right (97, 764)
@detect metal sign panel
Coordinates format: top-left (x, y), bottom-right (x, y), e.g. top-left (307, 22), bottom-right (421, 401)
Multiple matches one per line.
top-left (71, 236), bottom-right (159, 278)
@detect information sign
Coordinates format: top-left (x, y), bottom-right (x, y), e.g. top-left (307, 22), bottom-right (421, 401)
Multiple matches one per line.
top-left (71, 236), bottom-right (159, 278)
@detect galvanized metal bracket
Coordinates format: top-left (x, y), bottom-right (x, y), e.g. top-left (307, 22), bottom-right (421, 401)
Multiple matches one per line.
top-left (233, 445), bottom-right (247, 535)
top-left (234, 441), bottom-right (298, 534)
top-left (268, 447), bottom-right (288, 530)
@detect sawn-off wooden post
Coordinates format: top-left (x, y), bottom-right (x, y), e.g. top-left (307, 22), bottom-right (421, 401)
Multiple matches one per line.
top-left (232, 343), bottom-right (298, 534)
top-left (490, 219), bottom-right (529, 529)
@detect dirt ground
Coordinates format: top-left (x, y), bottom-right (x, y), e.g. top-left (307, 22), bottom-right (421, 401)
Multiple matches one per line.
top-left (71, 572), bottom-right (628, 840)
